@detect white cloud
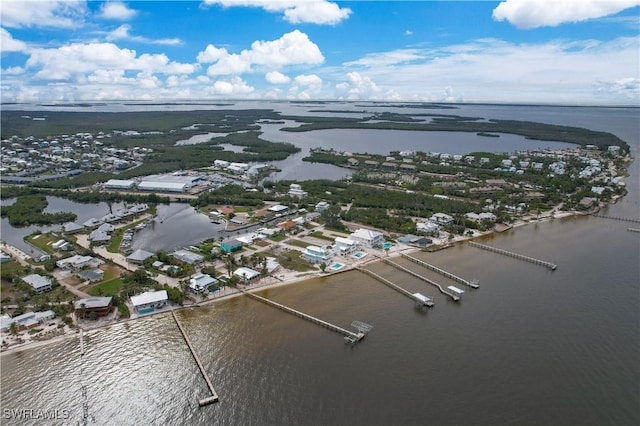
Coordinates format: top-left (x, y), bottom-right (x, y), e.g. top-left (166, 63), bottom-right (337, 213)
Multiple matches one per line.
top-left (341, 37), bottom-right (640, 104)
top-left (335, 72), bottom-right (380, 99)
top-left (106, 24), bottom-right (183, 45)
top-left (493, 0), bottom-right (640, 29)
top-left (98, 2), bottom-right (138, 20)
top-left (404, 30), bottom-right (413, 36)
top-left (0, 0), bottom-right (87, 28)
top-left (344, 49), bottom-right (425, 67)
top-left (210, 77), bottom-right (254, 95)
top-left (266, 70), bottom-right (291, 84)
top-left (202, 0), bottom-right (351, 25)
top-left (0, 28), bottom-right (27, 52)
top-left (294, 74), bottom-right (322, 86)
top-left (203, 30), bottom-right (324, 76)
top-left (2, 66), bottom-right (24, 75)
top-left (197, 44), bottom-right (229, 63)
top-left (25, 42), bottom-right (197, 81)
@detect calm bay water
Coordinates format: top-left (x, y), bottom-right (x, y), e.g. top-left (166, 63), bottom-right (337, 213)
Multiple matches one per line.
top-left (1, 104), bottom-right (638, 425)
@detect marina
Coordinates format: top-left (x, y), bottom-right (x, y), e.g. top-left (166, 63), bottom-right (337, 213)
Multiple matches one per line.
top-left (468, 241), bottom-right (558, 270)
top-left (357, 267), bottom-right (434, 307)
top-left (400, 253), bottom-right (480, 289)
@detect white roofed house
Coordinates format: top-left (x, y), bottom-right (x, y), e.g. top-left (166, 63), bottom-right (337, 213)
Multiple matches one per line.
top-left (302, 245), bottom-right (333, 264)
top-left (172, 250), bottom-right (204, 265)
top-left (288, 183), bottom-right (308, 198)
top-left (22, 274), bottom-right (53, 293)
top-left (62, 222), bottom-right (84, 234)
top-left (88, 229), bottom-right (111, 245)
top-left (349, 228), bottom-right (385, 249)
top-left (130, 290), bottom-right (168, 313)
top-left (333, 237), bottom-right (358, 255)
top-left (127, 249), bottom-right (154, 265)
top-left (429, 213), bottom-right (454, 226)
top-left (233, 267), bottom-right (260, 282)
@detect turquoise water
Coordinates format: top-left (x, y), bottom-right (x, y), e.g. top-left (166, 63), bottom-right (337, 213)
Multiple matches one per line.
top-left (330, 263), bottom-right (343, 270)
top-left (382, 242), bottom-right (393, 249)
top-left (353, 252), bottom-right (366, 258)
top-left (138, 308), bottom-right (154, 315)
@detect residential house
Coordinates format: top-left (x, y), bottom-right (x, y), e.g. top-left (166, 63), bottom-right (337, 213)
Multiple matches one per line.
top-left (302, 245), bottom-right (333, 263)
top-left (127, 249), bottom-right (154, 265)
top-left (189, 274), bottom-right (219, 294)
top-left (220, 239), bottom-right (242, 254)
top-left (349, 228), bottom-right (385, 248)
top-left (333, 237), bottom-right (358, 255)
top-left (130, 290), bottom-right (168, 313)
top-left (172, 250), bottom-right (204, 265)
top-left (75, 297), bottom-right (113, 319)
top-left (233, 267), bottom-right (260, 282)
top-left (22, 274), bottom-right (53, 293)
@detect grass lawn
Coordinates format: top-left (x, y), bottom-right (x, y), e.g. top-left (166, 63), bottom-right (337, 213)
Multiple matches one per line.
top-left (284, 239), bottom-right (310, 249)
top-left (88, 278), bottom-right (124, 297)
top-left (309, 231), bottom-right (336, 242)
top-left (25, 232), bottom-right (63, 255)
top-left (274, 250), bottom-right (314, 272)
top-left (269, 234), bottom-right (287, 242)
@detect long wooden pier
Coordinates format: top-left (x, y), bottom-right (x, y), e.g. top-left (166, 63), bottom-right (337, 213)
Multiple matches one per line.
top-left (381, 259), bottom-right (460, 302)
top-left (627, 228), bottom-right (640, 233)
top-left (400, 253), bottom-right (479, 289)
top-left (357, 267), bottom-right (434, 307)
top-left (468, 241), bottom-right (557, 270)
top-left (240, 289), bottom-right (365, 343)
top-left (172, 311), bottom-right (219, 406)
top-left (593, 214), bottom-right (640, 224)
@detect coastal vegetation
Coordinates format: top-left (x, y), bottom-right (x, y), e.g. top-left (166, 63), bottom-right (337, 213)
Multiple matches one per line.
top-left (0, 194), bottom-right (76, 227)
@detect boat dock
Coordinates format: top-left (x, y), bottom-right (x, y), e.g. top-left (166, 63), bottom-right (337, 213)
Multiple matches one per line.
top-left (627, 228), bottom-right (640, 233)
top-left (172, 311), bottom-right (219, 406)
top-left (593, 214), bottom-right (640, 224)
top-left (468, 241), bottom-right (557, 270)
top-left (400, 253), bottom-right (479, 289)
top-left (240, 289), bottom-right (366, 343)
top-left (381, 259), bottom-right (460, 302)
top-left (357, 267), bottom-right (434, 307)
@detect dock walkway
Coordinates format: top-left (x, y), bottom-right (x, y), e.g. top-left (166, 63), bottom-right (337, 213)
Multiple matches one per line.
top-left (400, 254), bottom-right (479, 289)
top-left (240, 289), bottom-right (365, 343)
top-left (468, 241), bottom-right (557, 270)
top-left (357, 267), bottom-right (434, 307)
top-left (172, 311), bottom-right (219, 406)
top-left (593, 214), bottom-right (640, 224)
top-left (381, 258), bottom-right (460, 302)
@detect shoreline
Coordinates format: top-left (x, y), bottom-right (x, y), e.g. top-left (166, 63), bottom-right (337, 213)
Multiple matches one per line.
top-left (0, 207), bottom-right (597, 357)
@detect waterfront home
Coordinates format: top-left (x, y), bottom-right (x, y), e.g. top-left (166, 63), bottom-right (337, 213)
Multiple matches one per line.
top-left (22, 274), bottom-right (53, 293)
top-left (130, 290), bottom-right (168, 313)
top-left (397, 235), bottom-right (432, 247)
top-left (126, 249), bottom-right (154, 265)
top-left (83, 218), bottom-right (104, 229)
top-left (220, 239), bottom-right (242, 254)
top-left (189, 274), bottom-right (218, 294)
top-left (0, 310), bottom-right (56, 332)
top-left (63, 222), bottom-right (84, 234)
top-left (315, 201), bottom-right (330, 212)
top-left (97, 223), bottom-right (115, 234)
top-left (75, 297), bottom-right (113, 319)
top-left (100, 213), bottom-right (121, 224)
top-left (465, 212), bottom-right (498, 222)
top-left (233, 267), bottom-right (260, 282)
top-left (265, 257), bottom-right (280, 274)
top-left (172, 249), bottom-right (204, 265)
top-left (302, 245), bottom-right (333, 264)
top-left (349, 228), bottom-right (385, 249)
top-left (334, 237), bottom-right (358, 255)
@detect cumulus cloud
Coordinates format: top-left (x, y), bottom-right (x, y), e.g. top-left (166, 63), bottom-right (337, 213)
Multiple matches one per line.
top-left (0, 0), bottom-right (87, 28)
top-left (294, 74), bottom-right (322, 86)
top-left (1, 28), bottom-right (28, 52)
top-left (106, 24), bottom-right (183, 45)
top-left (335, 72), bottom-right (380, 99)
top-left (202, 0), bottom-right (351, 25)
top-left (201, 30), bottom-right (324, 76)
top-left (25, 42), bottom-right (197, 81)
top-left (98, 1), bottom-right (138, 20)
top-left (210, 77), bottom-right (254, 95)
top-left (493, 0), bottom-right (640, 29)
top-left (265, 70), bottom-right (291, 84)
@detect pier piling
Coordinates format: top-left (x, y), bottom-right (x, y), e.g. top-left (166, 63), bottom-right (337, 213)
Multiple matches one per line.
top-left (593, 214), bottom-right (640, 224)
top-left (172, 311), bottom-right (219, 406)
top-left (240, 289), bottom-right (366, 343)
top-left (400, 254), bottom-right (479, 289)
top-left (357, 267), bottom-right (434, 307)
top-left (380, 259), bottom-right (460, 302)
top-left (468, 241), bottom-right (557, 270)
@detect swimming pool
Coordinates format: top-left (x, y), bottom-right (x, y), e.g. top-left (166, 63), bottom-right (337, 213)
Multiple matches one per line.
top-left (382, 242), bottom-right (394, 250)
top-left (138, 307), bottom-right (154, 315)
top-left (352, 252), bottom-right (367, 259)
top-left (330, 263), bottom-right (344, 271)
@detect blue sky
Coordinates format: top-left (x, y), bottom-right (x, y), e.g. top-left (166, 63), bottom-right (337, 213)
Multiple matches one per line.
top-left (1, 0), bottom-right (639, 104)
